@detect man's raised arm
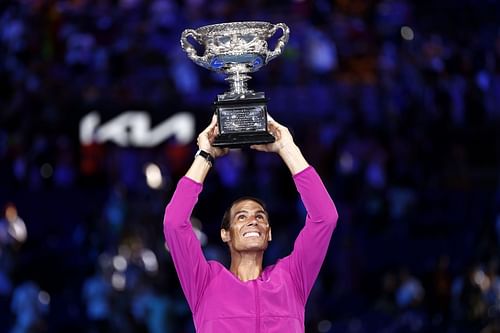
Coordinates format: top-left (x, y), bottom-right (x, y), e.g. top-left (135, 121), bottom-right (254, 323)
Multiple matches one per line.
top-left (251, 118), bottom-right (339, 303)
top-left (163, 115), bottom-right (228, 311)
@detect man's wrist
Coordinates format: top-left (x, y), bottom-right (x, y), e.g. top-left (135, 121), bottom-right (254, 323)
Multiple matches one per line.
top-left (195, 149), bottom-right (215, 167)
top-left (278, 143), bottom-right (309, 175)
top-left (277, 142), bottom-right (298, 156)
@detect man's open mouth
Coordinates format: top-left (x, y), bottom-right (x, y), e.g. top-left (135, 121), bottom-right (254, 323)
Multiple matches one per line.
top-left (243, 231), bottom-right (261, 238)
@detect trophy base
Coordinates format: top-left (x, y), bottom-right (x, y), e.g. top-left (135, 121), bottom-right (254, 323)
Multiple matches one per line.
top-left (212, 92), bottom-right (275, 148)
top-left (212, 132), bottom-right (275, 148)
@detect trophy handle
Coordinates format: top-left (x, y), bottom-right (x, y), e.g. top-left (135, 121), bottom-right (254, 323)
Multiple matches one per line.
top-left (266, 23), bottom-right (290, 63)
top-left (180, 29), bottom-right (209, 68)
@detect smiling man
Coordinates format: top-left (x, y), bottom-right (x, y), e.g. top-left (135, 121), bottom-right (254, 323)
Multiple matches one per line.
top-left (220, 196), bottom-right (272, 282)
top-left (163, 115), bottom-right (338, 332)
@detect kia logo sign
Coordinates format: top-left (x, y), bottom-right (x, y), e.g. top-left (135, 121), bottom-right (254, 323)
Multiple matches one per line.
top-left (80, 111), bottom-right (195, 147)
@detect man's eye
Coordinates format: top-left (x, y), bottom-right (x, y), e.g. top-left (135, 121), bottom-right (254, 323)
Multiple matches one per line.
top-left (256, 215), bottom-right (264, 220)
top-left (237, 215), bottom-right (246, 220)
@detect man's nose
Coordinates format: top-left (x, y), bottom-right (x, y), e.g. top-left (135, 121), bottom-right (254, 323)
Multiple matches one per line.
top-left (247, 219), bottom-right (257, 226)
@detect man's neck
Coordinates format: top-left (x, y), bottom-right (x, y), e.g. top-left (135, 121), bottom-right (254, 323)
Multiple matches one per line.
top-left (230, 251), bottom-right (264, 282)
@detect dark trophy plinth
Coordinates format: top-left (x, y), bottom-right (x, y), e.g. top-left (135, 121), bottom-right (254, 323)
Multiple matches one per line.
top-left (213, 92), bottom-right (274, 148)
top-left (180, 22), bottom-right (289, 148)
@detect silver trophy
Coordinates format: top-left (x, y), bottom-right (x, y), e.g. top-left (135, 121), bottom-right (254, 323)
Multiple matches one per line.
top-left (181, 21), bottom-right (289, 148)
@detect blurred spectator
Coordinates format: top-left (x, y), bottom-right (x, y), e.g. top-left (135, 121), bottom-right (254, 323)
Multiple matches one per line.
top-left (82, 265), bottom-right (112, 333)
top-left (0, 203), bottom-right (26, 299)
top-left (374, 271), bottom-right (398, 316)
top-left (0, 203), bottom-right (27, 247)
top-left (451, 263), bottom-right (488, 330)
top-left (482, 260), bottom-right (500, 320)
top-left (304, 25), bottom-right (338, 78)
top-left (428, 254), bottom-right (452, 328)
top-left (396, 267), bottom-right (425, 309)
top-left (10, 281), bottom-right (49, 333)
top-left (131, 279), bottom-right (189, 333)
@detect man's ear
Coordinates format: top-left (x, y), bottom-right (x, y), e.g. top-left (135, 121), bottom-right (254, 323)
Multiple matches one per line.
top-left (268, 228), bottom-right (272, 242)
top-left (221, 229), bottom-right (231, 243)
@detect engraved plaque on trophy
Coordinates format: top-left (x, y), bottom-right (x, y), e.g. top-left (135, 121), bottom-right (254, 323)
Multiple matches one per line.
top-left (181, 21), bottom-right (289, 148)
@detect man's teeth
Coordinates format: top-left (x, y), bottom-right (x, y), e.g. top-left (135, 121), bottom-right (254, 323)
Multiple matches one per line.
top-left (243, 232), bottom-right (260, 238)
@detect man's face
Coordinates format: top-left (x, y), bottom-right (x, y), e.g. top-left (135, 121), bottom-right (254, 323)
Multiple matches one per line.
top-left (221, 200), bottom-right (272, 253)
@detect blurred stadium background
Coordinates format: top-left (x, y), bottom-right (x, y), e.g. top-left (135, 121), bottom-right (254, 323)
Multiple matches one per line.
top-left (0, 0), bottom-right (499, 332)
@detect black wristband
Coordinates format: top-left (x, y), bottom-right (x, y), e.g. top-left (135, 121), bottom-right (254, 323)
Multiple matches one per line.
top-left (195, 149), bottom-right (214, 167)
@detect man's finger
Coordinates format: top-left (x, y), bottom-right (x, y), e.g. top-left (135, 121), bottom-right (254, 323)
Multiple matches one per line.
top-left (268, 118), bottom-right (284, 129)
top-left (201, 116), bottom-right (218, 134)
top-left (268, 122), bottom-right (281, 134)
top-left (210, 114), bottom-right (217, 125)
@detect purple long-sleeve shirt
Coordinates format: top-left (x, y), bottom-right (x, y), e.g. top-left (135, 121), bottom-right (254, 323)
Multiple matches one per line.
top-left (164, 166), bottom-right (338, 333)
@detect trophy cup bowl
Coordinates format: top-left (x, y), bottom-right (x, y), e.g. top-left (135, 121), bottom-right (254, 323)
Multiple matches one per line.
top-left (181, 21), bottom-right (290, 148)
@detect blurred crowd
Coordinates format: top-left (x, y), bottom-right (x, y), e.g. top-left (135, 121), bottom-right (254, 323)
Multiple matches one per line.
top-left (1, 0), bottom-right (500, 332)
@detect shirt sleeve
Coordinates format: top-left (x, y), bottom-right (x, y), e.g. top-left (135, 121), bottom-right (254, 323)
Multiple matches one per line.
top-left (163, 176), bottom-right (210, 312)
top-left (286, 166), bottom-right (338, 304)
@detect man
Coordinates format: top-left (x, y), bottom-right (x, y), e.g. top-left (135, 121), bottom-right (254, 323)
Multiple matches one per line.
top-left (164, 115), bottom-right (338, 332)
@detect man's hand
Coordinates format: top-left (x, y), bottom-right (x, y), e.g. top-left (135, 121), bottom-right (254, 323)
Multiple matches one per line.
top-left (251, 116), bottom-right (309, 175)
top-left (250, 117), bottom-right (295, 153)
top-left (197, 114), bottom-right (229, 158)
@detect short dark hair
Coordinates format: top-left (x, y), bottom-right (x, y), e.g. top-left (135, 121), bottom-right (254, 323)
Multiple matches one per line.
top-left (221, 196), bottom-right (268, 231)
